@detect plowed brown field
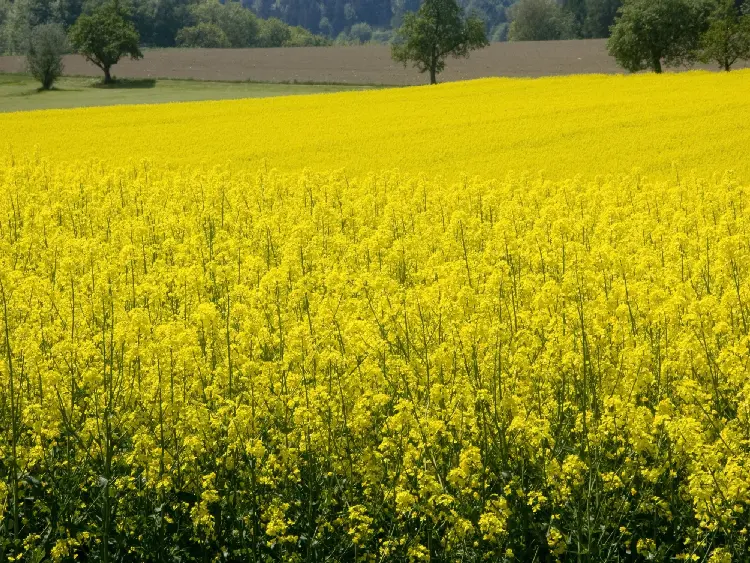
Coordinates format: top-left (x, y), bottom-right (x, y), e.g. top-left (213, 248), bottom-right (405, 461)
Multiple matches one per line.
top-left (1, 40), bottom-right (743, 85)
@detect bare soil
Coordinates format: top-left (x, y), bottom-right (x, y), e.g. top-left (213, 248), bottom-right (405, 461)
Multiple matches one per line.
top-left (1, 41), bottom-right (744, 85)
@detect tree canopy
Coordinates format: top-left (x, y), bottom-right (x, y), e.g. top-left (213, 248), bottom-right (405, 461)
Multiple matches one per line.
top-left (190, 1), bottom-right (259, 48)
top-left (0, 0), bottom-right (632, 56)
top-left (9, 0), bottom-right (750, 67)
top-left (26, 23), bottom-right (68, 90)
top-left (69, 1), bottom-right (142, 83)
top-left (392, 0), bottom-right (488, 84)
top-left (607, 0), bottom-right (710, 73)
top-left (582, 0), bottom-right (622, 38)
top-left (508, 0), bottom-right (575, 41)
top-left (175, 21), bottom-right (229, 47)
top-left (0, 0), bottom-right (332, 53)
top-left (699, 0), bottom-right (750, 70)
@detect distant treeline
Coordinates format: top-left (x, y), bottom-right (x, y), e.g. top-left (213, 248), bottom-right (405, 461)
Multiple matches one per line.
top-left (252, 0), bottom-right (623, 43)
top-left (0, 0), bottom-right (626, 54)
top-left (0, 0), bottom-right (331, 53)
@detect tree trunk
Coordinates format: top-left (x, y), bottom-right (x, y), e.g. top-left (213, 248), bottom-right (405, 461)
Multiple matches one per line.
top-left (104, 66), bottom-right (113, 84)
top-left (429, 65), bottom-right (437, 85)
top-left (652, 55), bottom-right (662, 74)
top-left (724, 60), bottom-right (731, 72)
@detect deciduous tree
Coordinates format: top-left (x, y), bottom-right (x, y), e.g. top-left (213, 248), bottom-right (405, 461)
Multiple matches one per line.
top-left (257, 16), bottom-right (291, 46)
top-left (508, 0), bottom-right (575, 41)
top-left (583, 0), bottom-right (622, 38)
top-left (69, 1), bottom-right (142, 83)
top-left (26, 23), bottom-right (68, 90)
top-left (700, 0), bottom-right (750, 70)
top-left (190, 0), bottom-right (259, 48)
top-left (175, 22), bottom-right (229, 48)
top-left (607, 0), bottom-right (710, 73)
top-left (391, 0), bottom-right (488, 85)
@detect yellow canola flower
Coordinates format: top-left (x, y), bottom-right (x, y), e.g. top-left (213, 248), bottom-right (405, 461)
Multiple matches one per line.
top-left (0, 161), bottom-right (745, 559)
top-left (2, 71), bottom-right (750, 181)
top-left (3, 69), bottom-right (750, 558)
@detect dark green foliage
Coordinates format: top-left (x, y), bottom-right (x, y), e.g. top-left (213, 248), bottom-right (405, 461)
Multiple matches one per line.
top-left (583, 0), bottom-right (622, 38)
top-left (189, 0), bottom-right (259, 48)
top-left (0, 0), bottom-right (9, 23)
top-left (564, 0), bottom-right (587, 34)
top-left (607, 0), bottom-right (710, 73)
top-left (175, 1), bottom-right (330, 48)
top-left (349, 21), bottom-right (373, 43)
top-left (260, 0), bottom-right (510, 38)
top-left (175, 21), bottom-right (229, 47)
top-left (392, 0), bottom-right (489, 84)
top-left (318, 15), bottom-right (333, 36)
top-left (286, 25), bottom-right (331, 46)
top-left (1, 0), bottom-right (31, 54)
top-left (26, 23), bottom-right (68, 89)
top-left (458, 0), bottom-right (513, 38)
top-left (0, 0), bottom-right (671, 54)
top-left (699, 0), bottom-right (750, 70)
top-left (1, 0), bottom-right (329, 54)
top-left (490, 21), bottom-right (509, 40)
top-left (334, 21), bottom-right (376, 44)
top-left (508, 0), bottom-right (575, 41)
top-left (175, 3), bottom-right (329, 49)
top-left (256, 16), bottom-right (291, 47)
top-left (129, 0), bottom-right (191, 46)
top-left (371, 27), bottom-right (394, 43)
top-left (69, 1), bottom-right (142, 83)
top-left (507, 0), bottom-right (621, 39)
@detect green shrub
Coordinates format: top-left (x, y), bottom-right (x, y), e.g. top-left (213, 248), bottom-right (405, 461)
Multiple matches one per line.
top-left (371, 28), bottom-right (394, 44)
top-left (189, 0), bottom-right (258, 48)
top-left (257, 17), bottom-right (291, 47)
top-left (26, 23), bottom-right (67, 89)
top-left (490, 22), bottom-right (509, 42)
top-left (508, 0), bottom-right (575, 41)
top-left (176, 22), bottom-right (230, 48)
top-left (286, 25), bottom-right (331, 46)
top-left (349, 22), bottom-right (373, 43)
top-left (0, 0), bottom-right (31, 55)
top-left (318, 16), bottom-right (333, 37)
top-left (334, 30), bottom-right (352, 45)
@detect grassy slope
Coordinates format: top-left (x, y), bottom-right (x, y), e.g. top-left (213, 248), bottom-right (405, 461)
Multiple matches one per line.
top-left (0, 74), bottom-right (374, 112)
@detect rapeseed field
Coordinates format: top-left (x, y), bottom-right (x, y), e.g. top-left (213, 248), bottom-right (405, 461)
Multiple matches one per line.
top-left (2, 72), bottom-right (750, 562)
top-left (3, 71), bottom-right (750, 180)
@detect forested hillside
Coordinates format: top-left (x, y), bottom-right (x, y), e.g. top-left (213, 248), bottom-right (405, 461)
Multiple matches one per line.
top-left (253, 0), bottom-right (513, 40)
top-left (252, 0), bottom-right (621, 42)
top-left (0, 0), bottom-right (331, 52)
top-left (0, 0), bottom-right (622, 52)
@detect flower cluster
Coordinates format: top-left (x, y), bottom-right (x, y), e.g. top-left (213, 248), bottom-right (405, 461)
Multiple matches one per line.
top-left (1, 159), bottom-right (749, 561)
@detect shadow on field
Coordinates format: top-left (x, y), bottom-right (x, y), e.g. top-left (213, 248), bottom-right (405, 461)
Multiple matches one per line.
top-left (92, 78), bottom-right (156, 89)
top-left (10, 86), bottom-right (73, 97)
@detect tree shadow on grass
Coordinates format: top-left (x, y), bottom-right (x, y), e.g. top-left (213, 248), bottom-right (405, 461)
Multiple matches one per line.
top-left (91, 78), bottom-right (156, 89)
top-left (5, 86), bottom-right (79, 98)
